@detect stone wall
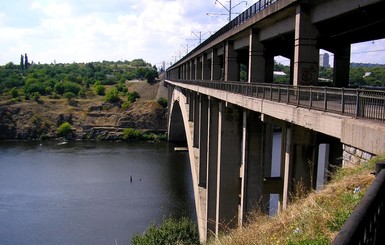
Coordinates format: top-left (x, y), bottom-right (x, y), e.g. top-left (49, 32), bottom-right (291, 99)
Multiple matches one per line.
top-left (343, 144), bottom-right (374, 166)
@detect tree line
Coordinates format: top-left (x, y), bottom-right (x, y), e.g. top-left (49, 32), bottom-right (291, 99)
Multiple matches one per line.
top-left (0, 58), bottom-right (159, 101)
top-left (274, 62), bottom-right (385, 87)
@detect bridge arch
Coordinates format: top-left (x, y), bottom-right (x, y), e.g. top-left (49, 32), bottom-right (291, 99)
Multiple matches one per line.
top-left (168, 99), bottom-right (187, 143)
top-left (167, 86), bottom-right (207, 242)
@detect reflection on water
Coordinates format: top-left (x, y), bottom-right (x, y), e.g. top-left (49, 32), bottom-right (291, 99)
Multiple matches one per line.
top-left (0, 141), bottom-right (195, 245)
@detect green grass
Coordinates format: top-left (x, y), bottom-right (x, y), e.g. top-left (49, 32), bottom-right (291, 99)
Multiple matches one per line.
top-left (209, 158), bottom-right (381, 245)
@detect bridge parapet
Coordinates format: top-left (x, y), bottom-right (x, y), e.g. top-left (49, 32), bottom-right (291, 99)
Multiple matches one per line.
top-left (169, 79), bottom-right (385, 122)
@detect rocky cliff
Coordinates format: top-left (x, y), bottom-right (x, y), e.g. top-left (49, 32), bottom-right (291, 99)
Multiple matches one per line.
top-left (0, 79), bottom-right (168, 141)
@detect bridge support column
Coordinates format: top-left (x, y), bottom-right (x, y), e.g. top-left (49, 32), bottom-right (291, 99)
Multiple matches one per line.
top-left (193, 93), bottom-right (200, 147)
top-left (290, 125), bottom-right (318, 192)
top-left (199, 95), bottom-right (209, 187)
top-left (225, 41), bottom-right (239, 81)
top-left (186, 62), bottom-right (191, 80)
top-left (215, 102), bottom-right (242, 233)
top-left (202, 54), bottom-right (211, 80)
top-left (333, 44), bottom-right (351, 87)
top-left (206, 99), bottom-right (219, 235)
top-left (282, 124), bottom-right (292, 209)
top-left (240, 111), bottom-right (264, 221)
top-left (188, 92), bottom-right (194, 121)
top-left (211, 49), bottom-right (222, 80)
top-left (248, 30), bottom-right (265, 83)
top-left (196, 57), bottom-right (202, 80)
top-left (260, 116), bottom-right (275, 213)
top-left (293, 5), bottom-right (319, 85)
top-left (191, 60), bottom-right (195, 80)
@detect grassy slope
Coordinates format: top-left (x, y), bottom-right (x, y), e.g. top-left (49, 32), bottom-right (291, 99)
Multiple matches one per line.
top-left (209, 158), bottom-right (383, 245)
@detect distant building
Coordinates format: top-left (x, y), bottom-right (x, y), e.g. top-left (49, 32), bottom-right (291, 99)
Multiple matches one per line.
top-left (320, 53), bottom-right (330, 68)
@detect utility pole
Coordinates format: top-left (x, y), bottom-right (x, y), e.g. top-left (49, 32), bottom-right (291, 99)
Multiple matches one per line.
top-left (188, 31), bottom-right (211, 45)
top-left (207, 0), bottom-right (248, 22)
top-left (181, 44), bottom-right (194, 55)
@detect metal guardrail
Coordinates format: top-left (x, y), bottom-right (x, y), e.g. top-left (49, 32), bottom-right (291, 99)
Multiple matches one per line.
top-left (168, 79), bottom-right (385, 121)
top-left (332, 162), bottom-right (385, 245)
top-left (169, 0), bottom-right (280, 69)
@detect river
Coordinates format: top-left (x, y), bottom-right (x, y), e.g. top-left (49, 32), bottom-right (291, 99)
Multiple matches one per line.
top-left (0, 141), bottom-right (195, 245)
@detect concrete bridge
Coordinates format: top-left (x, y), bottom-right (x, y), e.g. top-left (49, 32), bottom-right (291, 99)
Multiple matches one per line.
top-left (165, 0), bottom-right (385, 242)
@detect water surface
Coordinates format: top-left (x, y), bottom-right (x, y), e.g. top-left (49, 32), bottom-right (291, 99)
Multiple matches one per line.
top-left (0, 141), bottom-right (194, 245)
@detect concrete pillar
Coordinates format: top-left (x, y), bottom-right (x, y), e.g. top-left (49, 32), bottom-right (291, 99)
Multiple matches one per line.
top-left (333, 44), bottom-right (351, 87)
top-left (281, 124), bottom-right (292, 210)
top-left (242, 111), bottom-right (264, 217)
top-left (293, 5), bottom-right (319, 86)
top-left (187, 62), bottom-right (191, 80)
top-left (188, 92), bottom-right (194, 122)
top-left (211, 49), bottom-right (222, 81)
top-left (248, 29), bottom-right (266, 83)
top-left (202, 54), bottom-right (211, 80)
top-left (265, 53), bottom-right (275, 84)
top-left (193, 93), bottom-right (200, 147)
top-left (199, 95), bottom-right (209, 187)
top-left (206, 99), bottom-right (219, 234)
top-left (196, 57), bottom-right (203, 80)
top-left (261, 119), bottom-right (273, 213)
top-left (225, 41), bottom-right (239, 81)
top-left (290, 125), bottom-right (318, 193)
top-left (191, 60), bottom-right (195, 80)
top-left (215, 102), bottom-right (242, 233)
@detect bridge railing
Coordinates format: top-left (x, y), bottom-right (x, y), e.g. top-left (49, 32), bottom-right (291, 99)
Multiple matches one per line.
top-left (168, 79), bottom-right (385, 121)
top-left (332, 162), bottom-right (385, 245)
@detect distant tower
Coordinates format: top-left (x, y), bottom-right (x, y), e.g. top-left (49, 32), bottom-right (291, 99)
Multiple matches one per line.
top-left (320, 53), bottom-right (330, 68)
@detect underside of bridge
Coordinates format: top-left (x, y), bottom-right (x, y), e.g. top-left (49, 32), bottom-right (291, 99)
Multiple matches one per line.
top-left (168, 87), bottom-right (346, 242)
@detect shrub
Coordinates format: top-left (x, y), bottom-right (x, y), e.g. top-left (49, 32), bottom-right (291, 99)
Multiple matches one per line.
top-left (10, 87), bottom-right (19, 98)
top-left (57, 122), bottom-right (72, 138)
top-left (122, 128), bottom-right (142, 141)
top-left (31, 92), bottom-right (41, 102)
top-left (115, 82), bottom-right (128, 93)
top-left (54, 81), bottom-right (81, 95)
top-left (121, 101), bottom-right (132, 109)
top-left (131, 217), bottom-right (199, 245)
top-left (127, 91), bottom-right (140, 103)
top-left (94, 84), bottom-right (106, 95)
top-left (157, 97), bottom-right (167, 108)
top-left (63, 92), bottom-right (76, 100)
top-left (105, 88), bottom-right (120, 103)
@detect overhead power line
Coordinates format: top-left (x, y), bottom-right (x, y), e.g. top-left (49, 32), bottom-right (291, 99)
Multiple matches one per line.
top-left (207, 0), bottom-right (248, 22)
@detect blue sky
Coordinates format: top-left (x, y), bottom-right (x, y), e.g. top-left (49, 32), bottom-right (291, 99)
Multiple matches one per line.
top-left (1, 0), bottom-right (384, 67)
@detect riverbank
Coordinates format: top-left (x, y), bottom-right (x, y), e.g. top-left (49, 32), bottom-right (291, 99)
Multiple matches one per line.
top-left (0, 79), bottom-right (168, 141)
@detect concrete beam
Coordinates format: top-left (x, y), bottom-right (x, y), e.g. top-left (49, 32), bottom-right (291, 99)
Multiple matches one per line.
top-left (166, 80), bottom-right (344, 139)
top-left (341, 119), bottom-right (385, 156)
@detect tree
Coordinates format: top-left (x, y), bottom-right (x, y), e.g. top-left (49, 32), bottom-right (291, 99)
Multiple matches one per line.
top-left (145, 67), bottom-right (158, 83)
top-left (24, 53), bottom-right (29, 70)
top-left (20, 54), bottom-right (24, 71)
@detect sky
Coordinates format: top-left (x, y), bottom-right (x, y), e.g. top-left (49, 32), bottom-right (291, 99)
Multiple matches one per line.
top-left (1, 0), bottom-right (385, 68)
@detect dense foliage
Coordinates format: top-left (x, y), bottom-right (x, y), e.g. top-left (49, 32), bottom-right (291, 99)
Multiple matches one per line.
top-left (0, 58), bottom-right (158, 101)
top-left (131, 217), bottom-right (199, 245)
top-left (273, 62), bottom-right (385, 87)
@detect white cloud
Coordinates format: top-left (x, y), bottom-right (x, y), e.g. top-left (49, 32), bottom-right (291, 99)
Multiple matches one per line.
top-left (0, 0), bottom-right (384, 67)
